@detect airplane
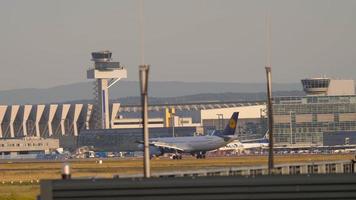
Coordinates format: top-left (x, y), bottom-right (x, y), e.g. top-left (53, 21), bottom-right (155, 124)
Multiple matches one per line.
top-left (142, 112), bottom-right (239, 159)
top-left (220, 132), bottom-right (269, 152)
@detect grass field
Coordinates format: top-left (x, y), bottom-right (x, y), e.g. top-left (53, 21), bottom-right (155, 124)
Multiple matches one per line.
top-left (0, 154), bottom-right (354, 200)
top-left (0, 185), bottom-right (39, 200)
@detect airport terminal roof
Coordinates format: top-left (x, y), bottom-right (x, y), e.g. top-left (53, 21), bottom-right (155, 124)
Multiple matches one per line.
top-left (119, 101), bottom-right (266, 112)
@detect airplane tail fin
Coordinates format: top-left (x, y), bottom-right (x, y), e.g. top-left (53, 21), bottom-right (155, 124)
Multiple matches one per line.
top-left (252, 130), bottom-right (269, 143)
top-left (263, 130), bottom-right (269, 139)
top-left (219, 112), bottom-right (239, 136)
top-left (262, 130), bottom-right (270, 143)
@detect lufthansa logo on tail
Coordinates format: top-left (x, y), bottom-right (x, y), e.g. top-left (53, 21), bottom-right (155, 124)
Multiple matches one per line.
top-left (229, 119), bottom-right (236, 129)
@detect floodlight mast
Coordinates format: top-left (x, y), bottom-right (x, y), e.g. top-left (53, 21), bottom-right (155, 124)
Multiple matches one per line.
top-left (265, 15), bottom-right (274, 175)
top-left (266, 66), bottom-right (274, 175)
top-left (139, 64), bottom-right (150, 178)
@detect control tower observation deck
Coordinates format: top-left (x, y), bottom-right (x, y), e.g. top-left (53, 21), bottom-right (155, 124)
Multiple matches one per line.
top-left (301, 78), bottom-right (355, 96)
top-left (87, 51), bottom-right (127, 129)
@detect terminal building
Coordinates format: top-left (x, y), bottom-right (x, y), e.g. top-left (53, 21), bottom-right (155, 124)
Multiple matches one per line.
top-left (0, 51), bottom-right (268, 153)
top-left (3, 77), bottom-right (356, 152)
top-left (78, 102), bottom-right (267, 152)
top-left (0, 137), bottom-right (59, 159)
top-left (1, 50), bottom-right (355, 153)
top-left (0, 101), bottom-right (267, 152)
top-left (273, 78), bottom-right (356, 147)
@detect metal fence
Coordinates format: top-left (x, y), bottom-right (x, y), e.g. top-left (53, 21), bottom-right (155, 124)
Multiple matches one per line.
top-left (39, 159), bottom-right (356, 199)
top-left (41, 173), bottom-right (356, 200)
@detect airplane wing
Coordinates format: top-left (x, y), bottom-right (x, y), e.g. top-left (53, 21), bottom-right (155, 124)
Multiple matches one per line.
top-left (150, 141), bottom-right (185, 152)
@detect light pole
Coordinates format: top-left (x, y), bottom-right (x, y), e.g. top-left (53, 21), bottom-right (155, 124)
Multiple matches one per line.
top-left (139, 64), bottom-right (150, 178)
top-left (265, 15), bottom-right (274, 175)
top-left (265, 66), bottom-right (274, 175)
top-left (289, 111), bottom-right (293, 145)
top-left (171, 112), bottom-right (175, 137)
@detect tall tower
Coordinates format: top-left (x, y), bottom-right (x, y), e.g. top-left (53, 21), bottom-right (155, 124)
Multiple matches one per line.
top-left (87, 51), bottom-right (127, 129)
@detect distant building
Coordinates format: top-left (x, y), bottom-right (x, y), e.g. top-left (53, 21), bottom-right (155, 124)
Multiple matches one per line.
top-left (273, 78), bottom-right (356, 146)
top-left (79, 104), bottom-right (267, 152)
top-left (4, 77), bottom-right (355, 150)
top-left (0, 137), bottom-right (59, 158)
top-left (0, 100), bottom-right (266, 151)
top-left (301, 78), bottom-right (355, 96)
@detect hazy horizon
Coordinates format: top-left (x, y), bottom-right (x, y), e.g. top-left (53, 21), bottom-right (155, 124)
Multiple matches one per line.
top-left (0, 80), bottom-right (302, 91)
top-left (1, 0), bottom-right (355, 90)
top-left (0, 81), bottom-right (302, 104)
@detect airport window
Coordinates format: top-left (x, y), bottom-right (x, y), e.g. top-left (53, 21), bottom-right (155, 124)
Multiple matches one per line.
top-left (207, 172), bottom-right (221, 176)
top-left (334, 114), bottom-right (339, 122)
top-left (308, 165), bottom-right (318, 174)
top-left (274, 167), bottom-right (282, 175)
top-left (326, 164), bottom-right (336, 173)
top-left (289, 166), bottom-right (301, 175)
top-left (343, 164), bottom-right (352, 173)
top-left (250, 169), bottom-right (263, 176)
top-left (229, 170), bottom-right (243, 176)
top-left (273, 96), bottom-right (356, 145)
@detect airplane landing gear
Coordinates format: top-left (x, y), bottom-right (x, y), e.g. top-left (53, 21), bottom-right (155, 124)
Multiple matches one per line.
top-left (195, 152), bottom-right (206, 159)
top-left (171, 154), bottom-right (182, 160)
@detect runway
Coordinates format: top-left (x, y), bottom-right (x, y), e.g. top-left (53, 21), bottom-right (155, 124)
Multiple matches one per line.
top-left (0, 154), bottom-right (354, 182)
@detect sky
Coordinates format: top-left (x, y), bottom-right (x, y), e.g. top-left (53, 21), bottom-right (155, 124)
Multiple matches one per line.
top-left (0, 0), bottom-right (355, 90)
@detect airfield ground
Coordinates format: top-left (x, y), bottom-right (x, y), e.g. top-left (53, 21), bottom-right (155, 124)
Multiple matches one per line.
top-left (0, 154), bottom-right (355, 200)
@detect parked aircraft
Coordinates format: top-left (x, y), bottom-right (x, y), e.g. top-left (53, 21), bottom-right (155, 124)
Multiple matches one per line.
top-left (220, 132), bottom-right (269, 152)
top-left (145, 112), bottom-right (239, 159)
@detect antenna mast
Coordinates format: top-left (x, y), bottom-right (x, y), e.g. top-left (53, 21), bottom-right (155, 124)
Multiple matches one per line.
top-left (265, 15), bottom-right (274, 175)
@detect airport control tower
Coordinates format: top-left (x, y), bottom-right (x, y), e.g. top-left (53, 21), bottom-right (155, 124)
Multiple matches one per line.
top-left (87, 51), bottom-right (127, 129)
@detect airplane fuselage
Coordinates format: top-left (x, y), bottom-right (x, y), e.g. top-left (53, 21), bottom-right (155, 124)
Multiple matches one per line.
top-left (151, 135), bottom-right (236, 153)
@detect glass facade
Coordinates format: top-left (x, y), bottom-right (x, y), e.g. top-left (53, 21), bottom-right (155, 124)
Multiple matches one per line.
top-left (273, 95), bottom-right (356, 146)
top-left (301, 78), bottom-right (330, 89)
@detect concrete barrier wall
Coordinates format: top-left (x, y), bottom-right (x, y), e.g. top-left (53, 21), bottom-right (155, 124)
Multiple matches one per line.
top-left (40, 173), bottom-right (356, 200)
top-left (138, 160), bottom-right (355, 178)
